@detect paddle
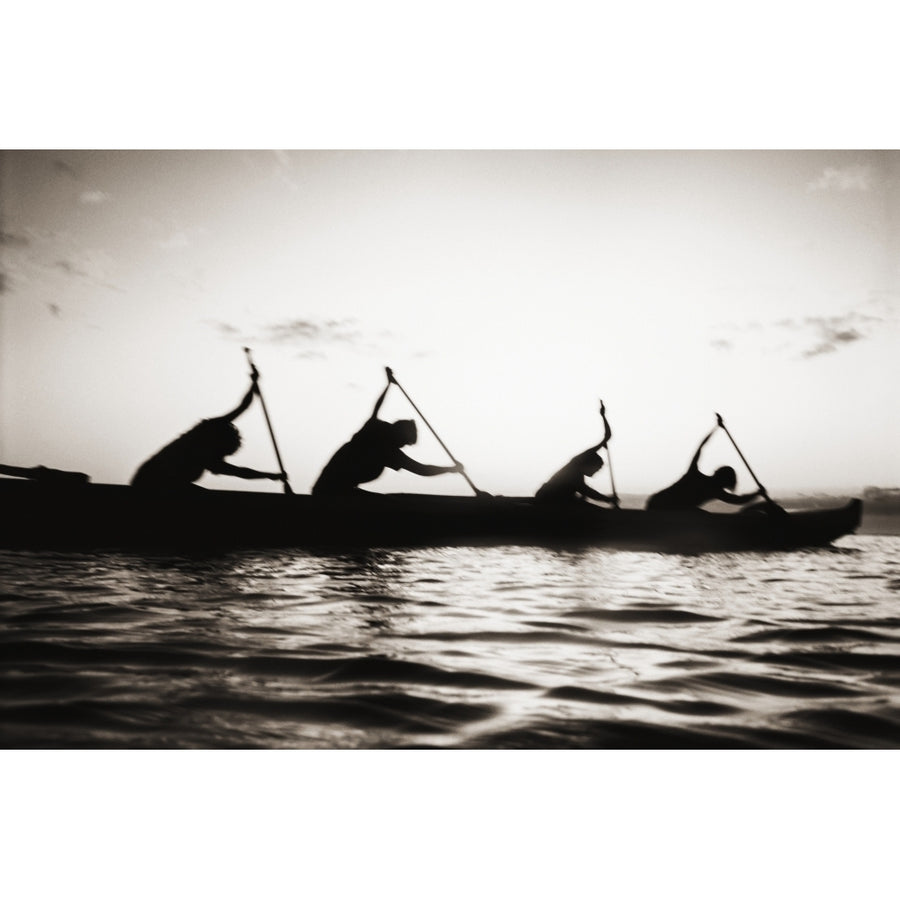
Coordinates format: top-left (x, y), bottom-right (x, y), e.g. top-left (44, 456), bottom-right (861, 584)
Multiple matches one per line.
top-left (244, 347), bottom-right (293, 495)
top-left (385, 367), bottom-right (487, 497)
top-left (715, 413), bottom-right (784, 513)
top-left (599, 399), bottom-right (620, 508)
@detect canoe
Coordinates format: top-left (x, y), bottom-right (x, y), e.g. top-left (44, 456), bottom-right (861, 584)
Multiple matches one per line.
top-left (0, 477), bottom-right (862, 553)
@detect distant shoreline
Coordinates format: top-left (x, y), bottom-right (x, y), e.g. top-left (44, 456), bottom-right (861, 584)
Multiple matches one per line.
top-left (858, 513), bottom-right (900, 536)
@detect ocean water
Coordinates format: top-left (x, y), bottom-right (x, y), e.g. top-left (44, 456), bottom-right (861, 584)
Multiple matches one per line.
top-left (2, 535), bottom-right (899, 749)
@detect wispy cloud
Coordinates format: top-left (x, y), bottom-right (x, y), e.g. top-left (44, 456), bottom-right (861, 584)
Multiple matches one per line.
top-left (210, 322), bottom-right (243, 340)
top-left (207, 316), bottom-right (398, 358)
top-left (798, 315), bottom-right (867, 357)
top-left (15, 229), bottom-right (118, 288)
top-left (807, 164), bottom-right (873, 192)
top-left (263, 318), bottom-right (360, 344)
top-left (1, 225), bottom-right (122, 313)
top-left (79, 190), bottom-right (109, 205)
top-left (711, 309), bottom-right (888, 360)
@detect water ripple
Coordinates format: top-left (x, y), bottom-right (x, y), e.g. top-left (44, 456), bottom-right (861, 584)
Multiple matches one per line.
top-left (1, 534), bottom-right (898, 748)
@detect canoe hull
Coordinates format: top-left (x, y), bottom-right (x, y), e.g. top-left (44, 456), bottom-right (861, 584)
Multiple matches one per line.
top-left (0, 479), bottom-right (863, 553)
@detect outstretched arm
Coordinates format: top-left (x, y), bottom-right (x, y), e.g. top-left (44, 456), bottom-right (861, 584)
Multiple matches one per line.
top-left (395, 450), bottom-right (462, 478)
top-left (208, 460), bottom-right (284, 481)
top-left (717, 486), bottom-right (765, 506)
top-left (220, 369), bottom-right (259, 423)
top-left (581, 484), bottom-right (619, 507)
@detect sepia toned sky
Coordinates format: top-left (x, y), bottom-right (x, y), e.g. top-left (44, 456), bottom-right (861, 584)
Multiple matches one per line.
top-left (2, 149), bottom-right (898, 496)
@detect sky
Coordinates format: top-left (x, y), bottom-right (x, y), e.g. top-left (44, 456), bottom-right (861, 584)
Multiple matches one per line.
top-left (2, 149), bottom-right (899, 497)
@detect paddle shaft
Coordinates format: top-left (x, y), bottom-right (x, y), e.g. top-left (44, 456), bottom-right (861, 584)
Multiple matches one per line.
top-left (716, 415), bottom-right (766, 494)
top-left (244, 348), bottom-right (293, 494)
top-left (388, 370), bottom-right (482, 496)
top-left (600, 404), bottom-right (618, 501)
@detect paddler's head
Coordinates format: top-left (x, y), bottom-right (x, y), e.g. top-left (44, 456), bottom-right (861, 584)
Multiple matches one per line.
top-left (573, 448), bottom-right (604, 476)
top-left (713, 466), bottom-right (737, 489)
top-left (392, 419), bottom-right (418, 447)
top-left (198, 419), bottom-right (242, 456)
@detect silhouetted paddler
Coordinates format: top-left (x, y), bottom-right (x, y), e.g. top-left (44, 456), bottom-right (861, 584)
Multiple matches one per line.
top-left (312, 370), bottom-right (462, 495)
top-left (131, 368), bottom-right (286, 490)
top-left (535, 410), bottom-right (619, 506)
top-left (645, 425), bottom-right (764, 510)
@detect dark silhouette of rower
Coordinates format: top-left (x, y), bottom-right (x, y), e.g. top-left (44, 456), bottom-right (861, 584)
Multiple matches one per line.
top-left (131, 367), bottom-right (286, 490)
top-left (645, 424), bottom-right (765, 511)
top-left (312, 370), bottom-right (462, 495)
top-left (535, 405), bottom-right (619, 506)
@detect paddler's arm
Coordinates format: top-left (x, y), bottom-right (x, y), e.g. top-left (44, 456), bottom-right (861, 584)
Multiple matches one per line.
top-left (717, 487), bottom-right (766, 505)
top-left (586, 405), bottom-right (613, 453)
top-left (221, 368), bottom-right (260, 423)
top-left (208, 460), bottom-right (284, 481)
top-left (689, 427), bottom-right (717, 471)
top-left (369, 379), bottom-right (392, 420)
top-left (598, 402), bottom-right (612, 449)
top-left (581, 484), bottom-right (620, 507)
top-left (395, 451), bottom-right (463, 478)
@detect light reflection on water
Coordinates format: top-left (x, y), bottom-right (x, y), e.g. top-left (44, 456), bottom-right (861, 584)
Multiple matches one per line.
top-left (1, 536), bottom-right (899, 748)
